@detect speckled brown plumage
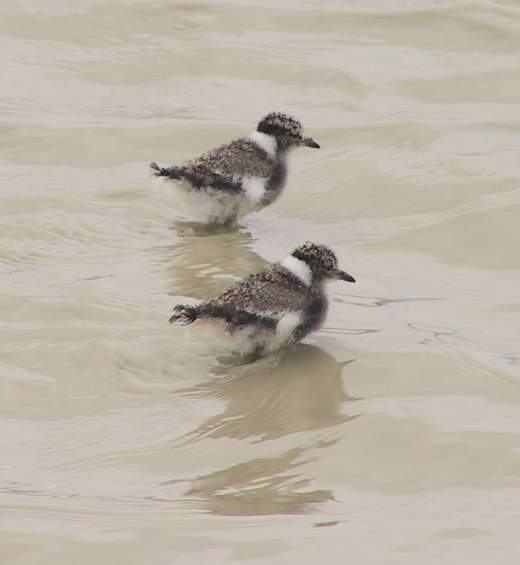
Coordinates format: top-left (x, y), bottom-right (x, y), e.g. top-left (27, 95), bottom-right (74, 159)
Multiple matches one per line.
top-left (191, 139), bottom-right (276, 180)
top-left (170, 242), bottom-right (355, 359)
top-left (210, 264), bottom-right (316, 314)
top-left (150, 112), bottom-right (319, 224)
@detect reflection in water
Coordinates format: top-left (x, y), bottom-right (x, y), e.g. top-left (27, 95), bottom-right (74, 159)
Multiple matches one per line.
top-left (184, 444), bottom-right (335, 516)
top-left (177, 345), bottom-right (355, 442)
top-left (160, 221), bottom-right (267, 299)
top-left (166, 345), bottom-right (357, 515)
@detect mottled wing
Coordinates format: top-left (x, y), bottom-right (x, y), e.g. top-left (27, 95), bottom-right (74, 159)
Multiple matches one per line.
top-left (191, 139), bottom-right (275, 180)
top-left (209, 267), bottom-right (308, 319)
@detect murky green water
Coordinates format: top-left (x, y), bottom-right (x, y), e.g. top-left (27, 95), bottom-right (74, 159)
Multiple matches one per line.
top-left (1, 1), bottom-right (519, 563)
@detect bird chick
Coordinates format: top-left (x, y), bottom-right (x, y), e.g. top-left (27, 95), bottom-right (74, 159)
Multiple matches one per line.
top-left (150, 112), bottom-right (320, 224)
top-left (170, 242), bottom-right (355, 359)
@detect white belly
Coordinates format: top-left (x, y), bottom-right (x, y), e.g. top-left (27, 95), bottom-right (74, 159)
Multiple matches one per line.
top-left (155, 177), bottom-right (265, 224)
top-left (190, 311), bottom-right (301, 357)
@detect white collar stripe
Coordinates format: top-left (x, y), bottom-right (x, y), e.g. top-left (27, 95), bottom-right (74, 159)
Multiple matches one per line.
top-left (249, 131), bottom-right (277, 157)
top-left (281, 255), bottom-right (312, 286)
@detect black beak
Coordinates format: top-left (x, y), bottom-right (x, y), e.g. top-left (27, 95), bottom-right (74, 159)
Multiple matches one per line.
top-left (302, 137), bottom-right (320, 148)
top-left (336, 270), bottom-right (356, 283)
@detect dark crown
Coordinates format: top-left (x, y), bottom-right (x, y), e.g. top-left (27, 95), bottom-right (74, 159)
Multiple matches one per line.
top-left (257, 112), bottom-right (304, 141)
top-left (292, 242), bottom-right (338, 274)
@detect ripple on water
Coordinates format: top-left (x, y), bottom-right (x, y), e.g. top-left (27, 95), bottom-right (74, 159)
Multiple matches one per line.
top-left (1, 0), bottom-right (520, 561)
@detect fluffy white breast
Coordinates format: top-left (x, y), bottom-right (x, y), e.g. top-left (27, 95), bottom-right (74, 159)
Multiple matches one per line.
top-left (249, 131), bottom-right (277, 157)
top-left (281, 255), bottom-right (312, 286)
top-left (275, 311), bottom-right (302, 343)
top-left (242, 176), bottom-right (267, 204)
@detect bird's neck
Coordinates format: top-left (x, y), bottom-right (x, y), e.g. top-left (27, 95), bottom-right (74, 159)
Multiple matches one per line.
top-left (281, 255), bottom-right (313, 286)
top-left (249, 131), bottom-right (278, 158)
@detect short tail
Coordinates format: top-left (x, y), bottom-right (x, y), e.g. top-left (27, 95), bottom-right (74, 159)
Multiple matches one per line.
top-left (150, 161), bottom-right (183, 179)
top-left (169, 304), bottom-right (200, 325)
top-left (150, 162), bottom-right (241, 192)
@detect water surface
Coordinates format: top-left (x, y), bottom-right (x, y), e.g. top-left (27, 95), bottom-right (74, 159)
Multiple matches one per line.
top-left (1, 1), bottom-right (520, 563)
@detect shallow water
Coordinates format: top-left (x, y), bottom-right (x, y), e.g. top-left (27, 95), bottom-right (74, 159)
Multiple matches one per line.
top-left (1, 1), bottom-right (520, 563)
